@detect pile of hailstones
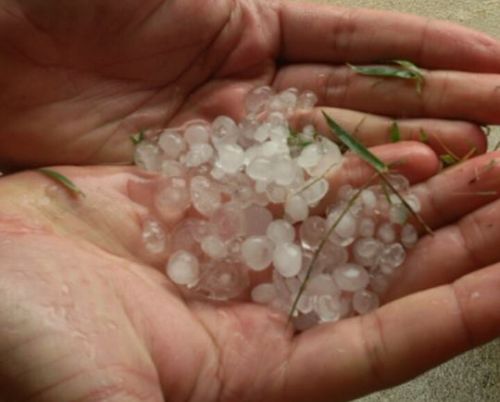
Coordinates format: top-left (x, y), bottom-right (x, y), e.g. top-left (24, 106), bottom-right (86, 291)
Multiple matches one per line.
top-left (135, 86), bottom-right (420, 330)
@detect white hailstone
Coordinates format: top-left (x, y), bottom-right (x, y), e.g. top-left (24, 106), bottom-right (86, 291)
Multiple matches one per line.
top-left (269, 124), bottom-right (289, 142)
top-left (243, 205), bottom-right (273, 236)
top-left (158, 131), bottom-right (187, 159)
top-left (297, 90), bottom-right (318, 110)
top-left (316, 242), bottom-right (349, 273)
top-left (241, 236), bottom-right (275, 271)
top-left (277, 88), bottom-right (299, 110)
top-left (210, 166), bottom-right (226, 181)
top-left (301, 178), bottom-right (329, 206)
top-left (185, 219), bottom-right (211, 243)
top-left (285, 194), bottom-right (309, 223)
top-left (297, 294), bottom-right (315, 314)
top-left (254, 123), bottom-right (271, 142)
top-left (401, 224), bottom-right (418, 248)
top-left (297, 143), bottom-right (322, 169)
top-left (352, 289), bottom-right (380, 315)
top-left (166, 251), bottom-right (200, 287)
top-left (377, 222), bottom-right (396, 244)
top-left (308, 148), bottom-right (342, 177)
top-left (353, 238), bottom-right (383, 267)
top-left (247, 157), bottom-right (273, 182)
top-left (378, 243), bottom-right (406, 274)
top-left (190, 176), bottom-right (222, 217)
top-left (155, 177), bottom-right (191, 211)
top-left (185, 123), bottom-right (210, 145)
top-left (209, 203), bottom-right (245, 241)
top-left (266, 219), bottom-right (295, 244)
top-left (358, 217), bottom-right (376, 238)
top-left (273, 157), bottom-right (296, 186)
top-left (184, 143), bottom-right (214, 167)
top-left (161, 160), bottom-right (187, 178)
top-left (302, 125), bottom-right (316, 140)
top-left (361, 189), bottom-right (377, 210)
top-left (337, 185), bottom-right (354, 201)
top-left (327, 210), bottom-right (357, 239)
top-left (404, 194), bottom-right (421, 213)
top-left (299, 216), bottom-right (326, 250)
top-left (142, 219), bottom-right (168, 254)
top-left (268, 111), bottom-right (286, 127)
top-left (216, 143), bottom-right (245, 174)
top-left (387, 173), bottom-right (410, 192)
top-left (251, 283), bottom-right (278, 304)
top-left (369, 272), bottom-right (390, 294)
top-left (201, 235), bottom-right (227, 260)
top-left (265, 184), bottom-right (288, 204)
top-left (134, 141), bottom-right (161, 171)
top-left (389, 204), bottom-right (409, 225)
top-left (245, 86), bottom-right (272, 115)
top-left (255, 180), bottom-right (268, 194)
top-left (197, 260), bottom-right (249, 301)
top-left (315, 295), bottom-right (342, 322)
top-left (171, 221), bottom-right (201, 254)
top-left (273, 243), bottom-right (303, 277)
top-left (306, 274), bottom-right (340, 298)
top-left (212, 116), bottom-right (238, 146)
top-left (333, 263), bottom-right (370, 292)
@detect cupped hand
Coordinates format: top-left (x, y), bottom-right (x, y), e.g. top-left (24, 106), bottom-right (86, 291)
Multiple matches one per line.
top-left (1, 0), bottom-right (499, 166)
top-left (1, 143), bottom-right (499, 402)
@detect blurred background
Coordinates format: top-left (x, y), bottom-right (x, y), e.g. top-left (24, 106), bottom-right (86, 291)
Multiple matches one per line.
top-left (303, 1), bottom-right (500, 401)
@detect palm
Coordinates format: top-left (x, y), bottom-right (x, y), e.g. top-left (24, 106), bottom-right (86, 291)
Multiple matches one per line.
top-left (2, 159), bottom-right (500, 402)
top-left (1, 0), bottom-right (500, 167)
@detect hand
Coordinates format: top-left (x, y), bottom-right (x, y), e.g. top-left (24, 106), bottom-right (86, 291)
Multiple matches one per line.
top-left (1, 145), bottom-right (499, 402)
top-left (1, 0), bottom-right (499, 166)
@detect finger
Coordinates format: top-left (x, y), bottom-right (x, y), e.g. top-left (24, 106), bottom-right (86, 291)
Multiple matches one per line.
top-left (282, 264), bottom-right (500, 402)
top-left (291, 107), bottom-right (486, 158)
top-left (273, 64), bottom-right (500, 124)
top-left (278, 2), bottom-right (500, 71)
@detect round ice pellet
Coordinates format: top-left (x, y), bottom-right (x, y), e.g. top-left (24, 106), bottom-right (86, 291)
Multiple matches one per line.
top-left (401, 224), bottom-right (418, 248)
top-left (285, 194), bottom-right (309, 223)
top-left (299, 216), bottom-right (326, 250)
top-left (315, 295), bottom-right (342, 322)
top-left (158, 131), bottom-right (186, 159)
top-left (353, 289), bottom-right (380, 315)
top-left (251, 283), bottom-right (277, 304)
top-left (273, 243), bottom-right (302, 277)
top-left (166, 251), bottom-right (200, 287)
top-left (241, 236), bottom-right (274, 271)
top-left (377, 222), bottom-right (396, 244)
top-left (353, 238), bottom-right (383, 267)
top-left (185, 123), bottom-right (210, 145)
top-left (201, 235), bottom-right (227, 260)
top-left (142, 219), bottom-right (167, 254)
top-left (266, 219), bottom-right (295, 244)
top-left (333, 263), bottom-right (370, 292)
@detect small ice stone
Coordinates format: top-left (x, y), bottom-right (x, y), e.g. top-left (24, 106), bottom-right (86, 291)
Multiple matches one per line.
top-left (267, 219), bottom-right (295, 244)
top-left (387, 173), bottom-right (410, 192)
top-left (212, 116), bottom-right (238, 144)
top-left (243, 205), bottom-right (273, 236)
top-left (251, 283), bottom-right (277, 304)
top-left (316, 242), bottom-right (349, 272)
top-left (241, 236), bottom-right (275, 271)
top-left (361, 189), bottom-right (377, 210)
top-left (301, 178), bottom-right (329, 206)
top-left (158, 131), bottom-right (187, 159)
top-left (353, 289), bottom-right (380, 315)
top-left (185, 219), bottom-right (211, 243)
top-left (245, 86), bottom-right (272, 115)
top-left (359, 218), bottom-right (376, 238)
top-left (333, 263), bottom-right (370, 292)
top-left (327, 210), bottom-right (357, 239)
top-left (299, 216), bottom-right (326, 250)
top-left (134, 141), bottom-right (161, 171)
top-left (297, 294), bottom-right (315, 314)
top-left (277, 88), bottom-right (298, 110)
top-left (389, 204), bottom-right (409, 225)
top-left (190, 176), bottom-right (222, 217)
top-left (210, 203), bottom-right (245, 241)
top-left (307, 274), bottom-right (340, 298)
top-left (254, 123), bottom-right (271, 142)
top-left (297, 90), bottom-right (318, 110)
top-left (297, 143), bottom-right (322, 169)
top-left (201, 235), bottom-right (227, 260)
top-left (377, 222), bottom-right (396, 243)
top-left (161, 160), bottom-right (187, 178)
top-left (315, 295), bottom-right (342, 322)
top-left (166, 251), bottom-right (200, 287)
top-left (273, 158), bottom-right (296, 186)
top-left (379, 243), bottom-right (406, 273)
top-left (273, 243), bottom-right (303, 277)
top-left (216, 143), bottom-right (245, 174)
top-left (404, 193), bottom-right (421, 213)
top-left (370, 272), bottom-right (390, 294)
top-left (308, 149), bottom-right (342, 177)
top-left (185, 123), bottom-right (210, 145)
top-left (268, 112), bottom-right (286, 127)
top-left (142, 219), bottom-right (167, 254)
top-left (247, 157), bottom-right (273, 182)
top-left (155, 177), bottom-right (191, 211)
top-left (401, 224), bottom-right (418, 248)
top-left (184, 143), bottom-right (214, 167)
top-left (338, 185), bottom-right (354, 201)
top-left (269, 124), bottom-right (289, 142)
top-left (353, 238), bottom-right (383, 267)
top-left (197, 260), bottom-right (249, 300)
top-left (266, 184), bottom-right (288, 203)
top-left (285, 194), bottom-right (309, 223)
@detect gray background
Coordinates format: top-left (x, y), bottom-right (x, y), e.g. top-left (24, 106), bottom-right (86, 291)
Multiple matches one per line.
top-left (303, 1), bottom-right (500, 401)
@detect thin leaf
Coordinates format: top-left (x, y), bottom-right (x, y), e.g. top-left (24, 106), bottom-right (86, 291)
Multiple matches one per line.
top-left (440, 154), bottom-right (459, 167)
top-left (38, 168), bottom-right (85, 197)
top-left (419, 129), bottom-right (429, 143)
top-left (322, 112), bottom-right (388, 173)
top-left (390, 122), bottom-right (401, 143)
top-left (130, 131), bottom-right (145, 145)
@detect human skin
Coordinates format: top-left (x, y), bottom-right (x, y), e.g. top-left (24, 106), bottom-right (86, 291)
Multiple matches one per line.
top-left (0, 1), bottom-right (500, 401)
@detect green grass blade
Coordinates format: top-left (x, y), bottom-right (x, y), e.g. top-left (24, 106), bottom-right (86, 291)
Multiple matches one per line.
top-left (38, 168), bottom-right (85, 197)
top-left (130, 131), bottom-right (145, 145)
top-left (322, 112), bottom-right (388, 173)
top-left (390, 122), bottom-right (401, 143)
